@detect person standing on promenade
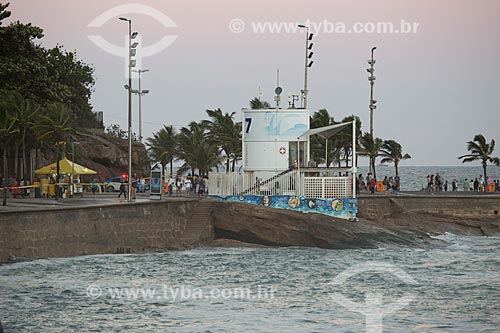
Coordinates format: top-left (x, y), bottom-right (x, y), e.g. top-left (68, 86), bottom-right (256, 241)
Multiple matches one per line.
top-left (479, 175), bottom-right (485, 192)
top-left (91, 178), bottom-right (98, 197)
top-left (355, 175), bottom-right (361, 195)
top-left (176, 177), bottom-right (182, 196)
top-left (118, 180), bottom-right (127, 199)
top-left (444, 180), bottom-right (448, 191)
top-left (168, 176), bottom-right (175, 196)
top-left (463, 178), bottom-right (468, 191)
top-left (184, 178), bottom-right (192, 196)
top-left (473, 178), bottom-right (479, 192)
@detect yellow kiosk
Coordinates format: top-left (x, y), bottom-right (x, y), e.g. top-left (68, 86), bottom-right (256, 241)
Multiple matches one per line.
top-left (35, 157), bottom-right (97, 197)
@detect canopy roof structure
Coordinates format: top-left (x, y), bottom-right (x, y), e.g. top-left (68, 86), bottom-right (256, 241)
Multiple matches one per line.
top-left (34, 157), bottom-right (97, 175)
top-left (298, 122), bottom-right (352, 139)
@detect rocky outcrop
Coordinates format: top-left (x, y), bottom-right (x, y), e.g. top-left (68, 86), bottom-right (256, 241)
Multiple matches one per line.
top-left (211, 201), bottom-right (435, 249)
top-left (76, 129), bottom-right (149, 179)
top-left (358, 196), bottom-right (500, 236)
top-left (33, 129), bottom-right (149, 180)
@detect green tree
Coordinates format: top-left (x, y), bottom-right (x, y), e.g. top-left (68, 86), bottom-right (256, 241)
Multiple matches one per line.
top-left (106, 124), bottom-right (127, 139)
top-left (0, 89), bottom-right (19, 206)
top-left (458, 134), bottom-right (500, 178)
top-left (379, 139), bottom-right (411, 177)
top-left (203, 109), bottom-right (242, 172)
top-left (249, 97), bottom-right (271, 109)
top-left (178, 121), bottom-right (220, 176)
top-left (0, 3), bottom-right (98, 128)
top-left (0, 2), bottom-right (10, 24)
top-left (358, 132), bottom-right (383, 179)
top-left (4, 91), bottom-right (40, 179)
top-left (333, 115), bottom-right (362, 167)
top-left (146, 125), bottom-right (179, 177)
top-left (35, 103), bottom-right (76, 200)
top-left (309, 109), bottom-right (336, 166)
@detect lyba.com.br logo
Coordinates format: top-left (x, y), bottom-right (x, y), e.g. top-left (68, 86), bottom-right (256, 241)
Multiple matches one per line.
top-left (229, 19), bottom-right (420, 35)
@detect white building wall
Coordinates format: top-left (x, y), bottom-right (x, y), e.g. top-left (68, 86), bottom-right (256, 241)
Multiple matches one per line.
top-left (242, 108), bottom-right (309, 172)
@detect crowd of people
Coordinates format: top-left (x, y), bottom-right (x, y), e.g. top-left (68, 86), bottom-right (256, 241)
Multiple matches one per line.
top-left (425, 174), bottom-right (500, 192)
top-left (355, 173), bottom-right (401, 195)
top-left (165, 175), bottom-right (207, 197)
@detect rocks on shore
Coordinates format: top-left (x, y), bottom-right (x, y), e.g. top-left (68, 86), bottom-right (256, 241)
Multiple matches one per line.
top-left (210, 201), bottom-right (437, 249)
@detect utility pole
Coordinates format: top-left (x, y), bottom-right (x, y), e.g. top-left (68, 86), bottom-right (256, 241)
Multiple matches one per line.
top-left (367, 46), bottom-right (377, 174)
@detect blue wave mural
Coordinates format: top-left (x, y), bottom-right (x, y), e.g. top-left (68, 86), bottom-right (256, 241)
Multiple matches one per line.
top-left (211, 195), bottom-right (357, 220)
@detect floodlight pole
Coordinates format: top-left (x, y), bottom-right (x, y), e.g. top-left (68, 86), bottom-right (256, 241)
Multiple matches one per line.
top-left (298, 25), bottom-right (313, 109)
top-left (132, 69), bottom-right (149, 143)
top-left (120, 17), bottom-right (133, 202)
top-left (368, 46), bottom-right (377, 175)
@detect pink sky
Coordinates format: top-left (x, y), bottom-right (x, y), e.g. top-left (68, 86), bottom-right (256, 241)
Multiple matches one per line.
top-left (7, 0), bottom-right (500, 165)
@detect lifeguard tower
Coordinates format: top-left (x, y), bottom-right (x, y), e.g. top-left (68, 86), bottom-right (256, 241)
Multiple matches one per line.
top-left (209, 102), bottom-right (358, 220)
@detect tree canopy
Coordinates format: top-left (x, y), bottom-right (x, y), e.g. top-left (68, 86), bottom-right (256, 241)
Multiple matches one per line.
top-left (0, 2), bottom-right (99, 128)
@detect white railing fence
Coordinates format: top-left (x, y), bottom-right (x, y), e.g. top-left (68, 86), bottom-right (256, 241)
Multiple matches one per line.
top-left (209, 171), bottom-right (352, 198)
top-left (303, 176), bottom-right (352, 198)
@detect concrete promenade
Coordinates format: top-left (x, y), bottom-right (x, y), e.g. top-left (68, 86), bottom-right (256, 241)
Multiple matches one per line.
top-left (1, 190), bottom-right (499, 213)
top-left (0, 192), bottom-right (198, 213)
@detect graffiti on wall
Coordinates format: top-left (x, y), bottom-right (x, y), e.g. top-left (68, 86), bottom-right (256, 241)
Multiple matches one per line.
top-left (211, 195), bottom-right (357, 219)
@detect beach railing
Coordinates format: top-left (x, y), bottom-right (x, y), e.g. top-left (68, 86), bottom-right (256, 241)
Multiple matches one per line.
top-left (209, 171), bottom-right (353, 198)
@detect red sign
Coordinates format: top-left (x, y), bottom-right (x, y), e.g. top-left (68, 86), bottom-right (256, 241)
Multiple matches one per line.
top-left (279, 147), bottom-right (286, 155)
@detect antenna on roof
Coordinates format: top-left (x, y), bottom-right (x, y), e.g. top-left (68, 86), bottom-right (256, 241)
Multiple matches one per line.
top-left (275, 69), bottom-right (282, 110)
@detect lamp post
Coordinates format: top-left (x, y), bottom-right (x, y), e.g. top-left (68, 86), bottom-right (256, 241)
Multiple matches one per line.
top-left (131, 69), bottom-right (150, 143)
top-left (70, 141), bottom-right (80, 198)
top-left (119, 17), bottom-right (138, 202)
top-left (298, 24), bottom-right (314, 109)
top-left (367, 46), bottom-right (377, 174)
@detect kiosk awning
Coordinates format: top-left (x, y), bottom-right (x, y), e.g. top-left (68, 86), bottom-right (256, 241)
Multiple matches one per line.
top-left (35, 157), bottom-right (97, 175)
top-left (298, 122), bottom-right (352, 139)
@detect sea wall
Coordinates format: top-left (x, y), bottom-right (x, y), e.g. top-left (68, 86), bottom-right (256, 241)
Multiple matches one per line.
top-left (357, 195), bottom-right (500, 220)
top-left (0, 200), bottom-right (213, 264)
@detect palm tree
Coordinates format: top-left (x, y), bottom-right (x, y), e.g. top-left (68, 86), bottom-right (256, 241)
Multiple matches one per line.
top-left (7, 91), bottom-right (40, 179)
top-left (146, 125), bottom-right (178, 177)
top-left (379, 140), bottom-right (411, 177)
top-left (249, 97), bottom-right (271, 109)
top-left (309, 109), bottom-right (336, 166)
top-left (178, 121), bottom-right (221, 176)
top-left (358, 132), bottom-right (383, 179)
top-left (334, 115), bottom-right (362, 167)
top-left (458, 134), bottom-right (500, 178)
top-left (0, 90), bottom-right (19, 206)
top-left (35, 103), bottom-right (75, 200)
top-left (203, 109), bottom-right (242, 172)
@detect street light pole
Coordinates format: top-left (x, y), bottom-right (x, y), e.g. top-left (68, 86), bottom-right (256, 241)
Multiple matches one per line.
top-left (298, 24), bottom-right (314, 109)
top-left (132, 69), bottom-right (149, 143)
top-left (71, 141), bottom-right (79, 198)
top-left (367, 46), bottom-right (377, 175)
top-left (119, 17), bottom-right (135, 202)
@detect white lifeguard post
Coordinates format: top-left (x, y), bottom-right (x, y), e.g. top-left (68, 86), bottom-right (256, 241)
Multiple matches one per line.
top-left (208, 101), bottom-right (358, 220)
top-left (242, 107), bottom-right (309, 182)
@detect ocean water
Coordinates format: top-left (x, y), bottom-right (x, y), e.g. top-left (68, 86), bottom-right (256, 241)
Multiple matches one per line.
top-left (357, 165), bottom-right (500, 191)
top-left (1, 234), bottom-right (499, 332)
